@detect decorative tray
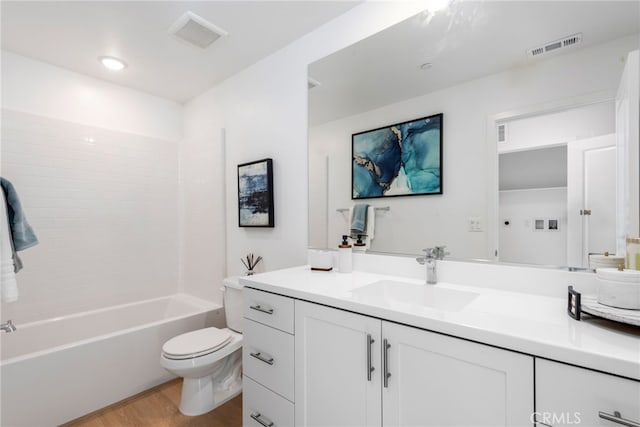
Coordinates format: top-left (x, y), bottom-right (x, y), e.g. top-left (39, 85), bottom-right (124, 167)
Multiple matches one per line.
top-left (567, 286), bottom-right (640, 326)
top-left (581, 295), bottom-right (640, 326)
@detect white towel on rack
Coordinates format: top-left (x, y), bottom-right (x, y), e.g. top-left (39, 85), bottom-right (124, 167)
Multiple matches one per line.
top-left (1, 189), bottom-right (18, 302)
top-left (366, 206), bottom-right (375, 243)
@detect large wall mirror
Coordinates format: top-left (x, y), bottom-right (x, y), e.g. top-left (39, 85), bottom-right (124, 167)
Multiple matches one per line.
top-left (308, 1), bottom-right (639, 269)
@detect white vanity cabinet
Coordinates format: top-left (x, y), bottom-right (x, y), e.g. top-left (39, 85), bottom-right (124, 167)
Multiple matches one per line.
top-left (535, 359), bottom-right (640, 427)
top-left (295, 300), bottom-right (534, 427)
top-left (243, 288), bottom-right (295, 427)
top-left (383, 321), bottom-right (534, 426)
top-left (294, 300), bottom-right (382, 426)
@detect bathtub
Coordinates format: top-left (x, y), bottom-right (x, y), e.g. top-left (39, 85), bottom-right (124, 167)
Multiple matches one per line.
top-left (0, 293), bottom-right (223, 426)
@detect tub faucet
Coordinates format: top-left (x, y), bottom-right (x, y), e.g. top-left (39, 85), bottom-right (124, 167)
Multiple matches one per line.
top-left (416, 246), bottom-right (449, 284)
top-left (1, 320), bottom-right (16, 333)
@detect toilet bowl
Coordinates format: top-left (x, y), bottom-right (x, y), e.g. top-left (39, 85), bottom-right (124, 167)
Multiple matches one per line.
top-left (160, 277), bottom-right (244, 416)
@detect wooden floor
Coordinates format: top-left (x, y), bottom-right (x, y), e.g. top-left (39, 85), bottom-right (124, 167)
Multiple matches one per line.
top-left (63, 379), bottom-right (242, 427)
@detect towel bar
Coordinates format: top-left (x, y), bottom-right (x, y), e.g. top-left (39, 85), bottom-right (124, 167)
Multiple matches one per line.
top-left (336, 207), bottom-right (390, 213)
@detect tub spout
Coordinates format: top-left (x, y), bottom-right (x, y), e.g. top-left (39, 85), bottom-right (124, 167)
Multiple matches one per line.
top-left (1, 320), bottom-right (17, 332)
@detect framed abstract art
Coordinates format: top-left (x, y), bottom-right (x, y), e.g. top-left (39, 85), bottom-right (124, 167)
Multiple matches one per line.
top-left (352, 113), bottom-right (443, 199)
top-left (238, 158), bottom-right (274, 227)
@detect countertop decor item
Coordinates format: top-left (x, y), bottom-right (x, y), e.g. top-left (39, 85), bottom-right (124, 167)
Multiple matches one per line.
top-left (581, 295), bottom-right (640, 326)
top-left (238, 158), bottom-right (274, 227)
top-left (337, 235), bottom-right (352, 273)
top-left (241, 253), bottom-right (262, 275)
top-left (627, 237), bottom-right (640, 270)
top-left (596, 267), bottom-right (640, 310)
top-left (308, 249), bottom-right (333, 271)
top-left (589, 252), bottom-right (624, 270)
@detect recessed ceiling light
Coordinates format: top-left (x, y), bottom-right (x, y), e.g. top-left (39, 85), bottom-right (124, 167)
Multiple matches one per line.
top-left (98, 56), bottom-right (127, 71)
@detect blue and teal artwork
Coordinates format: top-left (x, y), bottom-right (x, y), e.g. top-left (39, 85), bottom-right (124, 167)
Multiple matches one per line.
top-left (238, 158), bottom-right (274, 227)
top-left (352, 113), bottom-right (443, 199)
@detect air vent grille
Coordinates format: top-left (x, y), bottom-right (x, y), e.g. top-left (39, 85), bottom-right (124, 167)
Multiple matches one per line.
top-left (527, 33), bottom-right (582, 58)
top-left (497, 123), bottom-right (507, 144)
top-left (169, 11), bottom-right (227, 49)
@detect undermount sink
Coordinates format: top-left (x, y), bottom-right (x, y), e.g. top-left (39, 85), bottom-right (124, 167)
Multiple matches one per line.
top-left (351, 280), bottom-right (478, 311)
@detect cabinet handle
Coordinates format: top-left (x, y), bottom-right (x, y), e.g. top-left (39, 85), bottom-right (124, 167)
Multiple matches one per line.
top-left (383, 338), bottom-right (391, 388)
top-left (366, 334), bottom-right (375, 381)
top-left (250, 412), bottom-right (275, 427)
top-left (250, 304), bottom-right (274, 315)
top-left (599, 411), bottom-right (640, 427)
top-left (250, 351), bottom-right (274, 365)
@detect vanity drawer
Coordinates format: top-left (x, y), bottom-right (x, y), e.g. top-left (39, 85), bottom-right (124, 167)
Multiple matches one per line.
top-left (243, 318), bottom-right (295, 402)
top-left (244, 376), bottom-right (294, 427)
top-left (244, 288), bottom-right (294, 333)
top-left (536, 359), bottom-right (640, 426)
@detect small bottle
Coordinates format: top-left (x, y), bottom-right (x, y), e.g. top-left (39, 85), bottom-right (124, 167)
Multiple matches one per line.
top-left (627, 237), bottom-right (640, 270)
top-left (338, 235), bottom-right (353, 273)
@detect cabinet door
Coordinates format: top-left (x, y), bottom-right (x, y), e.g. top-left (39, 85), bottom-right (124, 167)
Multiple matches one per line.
top-left (382, 321), bottom-right (534, 427)
top-left (536, 358), bottom-right (640, 427)
top-left (295, 300), bottom-right (381, 427)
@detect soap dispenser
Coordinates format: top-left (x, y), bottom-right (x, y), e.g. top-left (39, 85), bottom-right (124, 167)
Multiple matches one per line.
top-left (353, 234), bottom-right (367, 252)
top-left (338, 235), bottom-right (353, 273)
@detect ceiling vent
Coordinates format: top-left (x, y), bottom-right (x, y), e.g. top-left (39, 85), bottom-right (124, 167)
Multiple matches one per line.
top-left (169, 11), bottom-right (228, 49)
top-left (527, 33), bottom-right (582, 59)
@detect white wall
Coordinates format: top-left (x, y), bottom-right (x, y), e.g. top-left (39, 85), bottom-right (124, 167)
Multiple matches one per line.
top-left (499, 101), bottom-right (614, 153)
top-left (179, 85), bottom-right (227, 300)
top-left (309, 35), bottom-right (637, 259)
top-left (499, 188), bottom-right (567, 266)
top-left (180, 1), bottom-right (433, 292)
top-left (1, 52), bottom-right (182, 323)
top-left (1, 51), bottom-right (182, 141)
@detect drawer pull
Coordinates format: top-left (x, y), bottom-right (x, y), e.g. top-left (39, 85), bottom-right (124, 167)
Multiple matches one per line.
top-left (250, 351), bottom-right (274, 365)
top-left (366, 334), bottom-right (375, 381)
top-left (383, 338), bottom-right (391, 388)
top-left (250, 412), bottom-right (275, 427)
top-left (599, 411), bottom-right (640, 427)
top-left (250, 304), bottom-right (274, 315)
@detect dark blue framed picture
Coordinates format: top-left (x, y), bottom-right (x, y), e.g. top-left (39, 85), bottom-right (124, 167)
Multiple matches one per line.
top-left (352, 113), bottom-right (443, 199)
top-left (238, 158), bottom-right (274, 227)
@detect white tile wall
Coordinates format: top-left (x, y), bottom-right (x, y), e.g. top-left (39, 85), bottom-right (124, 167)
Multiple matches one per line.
top-left (1, 109), bottom-right (179, 323)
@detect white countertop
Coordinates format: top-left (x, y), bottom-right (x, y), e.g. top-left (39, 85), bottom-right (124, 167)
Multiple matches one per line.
top-left (240, 265), bottom-right (640, 380)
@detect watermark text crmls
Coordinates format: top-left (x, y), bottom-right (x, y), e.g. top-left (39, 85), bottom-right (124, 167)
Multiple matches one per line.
top-left (531, 412), bottom-right (582, 425)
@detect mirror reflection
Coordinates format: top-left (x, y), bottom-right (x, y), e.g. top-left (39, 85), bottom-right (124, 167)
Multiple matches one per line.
top-left (308, 1), bottom-right (639, 268)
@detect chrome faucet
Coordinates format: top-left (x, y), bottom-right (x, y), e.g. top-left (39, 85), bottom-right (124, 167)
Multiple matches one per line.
top-left (416, 246), bottom-right (449, 284)
top-left (1, 320), bottom-right (16, 333)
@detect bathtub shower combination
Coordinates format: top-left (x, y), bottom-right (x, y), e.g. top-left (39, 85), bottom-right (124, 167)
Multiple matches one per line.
top-left (0, 294), bottom-right (223, 426)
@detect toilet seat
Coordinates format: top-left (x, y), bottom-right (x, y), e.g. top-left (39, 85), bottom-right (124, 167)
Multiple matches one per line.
top-left (162, 327), bottom-right (231, 360)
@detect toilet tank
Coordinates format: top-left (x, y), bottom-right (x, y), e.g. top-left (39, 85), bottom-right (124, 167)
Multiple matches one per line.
top-left (223, 276), bottom-right (244, 333)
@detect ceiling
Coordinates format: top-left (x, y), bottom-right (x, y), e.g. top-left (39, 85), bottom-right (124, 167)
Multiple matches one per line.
top-left (308, 1), bottom-right (640, 126)
top-left (1, 1), bottom-right (360, 104)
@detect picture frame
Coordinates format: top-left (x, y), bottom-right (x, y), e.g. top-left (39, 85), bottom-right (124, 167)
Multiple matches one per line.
top-left (567, 285), bottom-right (581, 320)
top-left (352, 113), bottom-right (443, 199)
top-left (238, 158), bottom-right (274, 227)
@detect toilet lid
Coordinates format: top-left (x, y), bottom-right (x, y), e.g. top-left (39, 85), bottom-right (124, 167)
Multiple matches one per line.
top-left (162, 327), bottom-right (231, 359)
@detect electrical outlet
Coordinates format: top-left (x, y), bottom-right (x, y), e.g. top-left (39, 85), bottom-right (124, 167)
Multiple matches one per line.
top-left (533, 218), bottom-right (545, 231)
top-left (468, 216), bottom-right (484, 232)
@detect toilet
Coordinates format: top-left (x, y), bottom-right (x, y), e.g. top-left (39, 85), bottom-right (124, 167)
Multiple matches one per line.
top-left (160, 277), bottom-right (244, 416)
